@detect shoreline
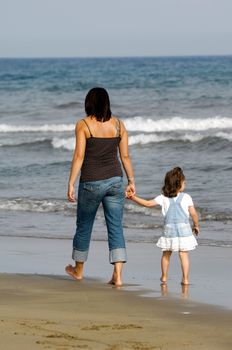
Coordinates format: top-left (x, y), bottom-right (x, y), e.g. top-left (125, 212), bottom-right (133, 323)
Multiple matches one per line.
top-left (0, 273), bottom-right (232, 350)
top-left (0, 236), bottom-right (232, 311)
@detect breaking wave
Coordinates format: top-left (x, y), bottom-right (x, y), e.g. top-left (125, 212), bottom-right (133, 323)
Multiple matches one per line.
top-left (0, 198), bottom-right (231, 223)
top-left (124, 116), bottom-right (232, 132)
top-left (1, 132), bottom-right (231, 150)
top-left (1, 116), bottom-right (232, 134)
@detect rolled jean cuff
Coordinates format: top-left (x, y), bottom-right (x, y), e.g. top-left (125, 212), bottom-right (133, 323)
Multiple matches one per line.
top-left (109, 248), bottom-right (127, 264)
top-left (72, 248), bottom-right (88, 262)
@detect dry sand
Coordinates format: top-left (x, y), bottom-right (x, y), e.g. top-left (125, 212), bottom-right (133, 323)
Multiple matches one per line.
top-left (0, 273), bottom-right (231, 350)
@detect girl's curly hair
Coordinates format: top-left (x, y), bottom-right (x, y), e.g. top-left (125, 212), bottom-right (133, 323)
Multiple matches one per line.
top-left (162, 167), bottom-right (185, 198)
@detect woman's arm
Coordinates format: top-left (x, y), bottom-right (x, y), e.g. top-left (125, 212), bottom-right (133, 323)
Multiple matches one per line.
top-left (189, 206), bottom-right (200, 235)
top-left (67, 121), bottom-right (86, 202)
top-left (130, 195), bottom-right (158, 208)
top-left (118, 121), bottom-right (136, 194)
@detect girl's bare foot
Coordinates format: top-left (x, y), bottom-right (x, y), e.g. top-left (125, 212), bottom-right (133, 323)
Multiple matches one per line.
top-left (181, 280), bottom-right (189, 285)
top-left (160, 277), bottom-right (167, 285)
top-left (65, 264), bottom-right (83, 281)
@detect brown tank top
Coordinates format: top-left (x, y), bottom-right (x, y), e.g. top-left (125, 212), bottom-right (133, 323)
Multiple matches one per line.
top-left (80, 119), bottom-right (123, 182)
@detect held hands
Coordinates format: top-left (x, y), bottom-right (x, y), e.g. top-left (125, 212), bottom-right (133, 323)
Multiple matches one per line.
top-left (192, 226), bottom-right (200, 236)
top-left (125, 183), bottom-right (136, 199)
top-left (68, 182), bottom-right (136, 202)
top-left (67, 183), bottom-right (76, 202)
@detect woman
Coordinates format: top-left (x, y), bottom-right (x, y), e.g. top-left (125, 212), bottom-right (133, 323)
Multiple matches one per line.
top-left (65, 87), bottom-right (135, 286)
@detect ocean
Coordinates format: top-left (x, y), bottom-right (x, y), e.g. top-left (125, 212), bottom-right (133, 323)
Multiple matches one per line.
top-left (0, 56), bottom-right (232, 248)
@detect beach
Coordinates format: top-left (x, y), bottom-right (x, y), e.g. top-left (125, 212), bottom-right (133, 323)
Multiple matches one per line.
top-left (0, 274), bottom-right (231, 350)
top-left (1, 56), bottom-right (232, 349)
top-left (0, 237), bottom-right (232, 349)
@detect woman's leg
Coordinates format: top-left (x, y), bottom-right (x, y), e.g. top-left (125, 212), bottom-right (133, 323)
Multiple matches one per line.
top-left (179, 251), bottom-right (190, 285)
top-left (65, 262), bottom-right (84, 280)
top-left (102, 178), bottom-right (126, 286)
top-left (66, 182), bottom-right (100, 280)
top-left (109, 262), bottom-right (123, 286)
top-left (160, 250), bottom-right (172, 283)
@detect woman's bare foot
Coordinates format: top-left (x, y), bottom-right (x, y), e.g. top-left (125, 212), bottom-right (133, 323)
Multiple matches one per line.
top-left (110, 280), bottom-right (122, 287)
top-left (108, 272), bottom-right (122, 286)
top-left (108, 277), bottom-right (122, 287)
top-left (65, 264), bottom-right (83, 281)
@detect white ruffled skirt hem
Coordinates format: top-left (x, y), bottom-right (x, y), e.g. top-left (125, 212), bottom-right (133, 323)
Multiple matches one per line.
top-left (156, 235), bottom-right (198, 252)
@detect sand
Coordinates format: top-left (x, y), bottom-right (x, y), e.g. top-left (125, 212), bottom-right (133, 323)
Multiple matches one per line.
top-left (0, 273), bottom-right (232, 350)
top-left (1, 236), bottom-right (232, 309)
top-left (0, 236), bottom-right (232, 349)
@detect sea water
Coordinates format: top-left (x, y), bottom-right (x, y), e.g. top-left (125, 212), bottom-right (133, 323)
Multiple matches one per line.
top-left (0, 56), bottom-right (232, 247)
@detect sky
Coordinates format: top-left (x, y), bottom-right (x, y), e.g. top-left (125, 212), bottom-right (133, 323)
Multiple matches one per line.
top-left (0, 0), bottom-right (232, 58)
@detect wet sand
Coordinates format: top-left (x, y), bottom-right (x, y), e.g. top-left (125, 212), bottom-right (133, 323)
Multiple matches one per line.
top-left (0, 236), bottom-right (232, 309)
top-left (0, 273), bottom-right (232, 350)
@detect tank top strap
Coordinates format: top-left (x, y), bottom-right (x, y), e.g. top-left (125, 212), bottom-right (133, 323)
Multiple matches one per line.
top-left (82, 119), bottom-right (93, 137)
top-left (176, 192), bottom-right (185, 203)
top-left (116, 118), bottom-right (121, 137)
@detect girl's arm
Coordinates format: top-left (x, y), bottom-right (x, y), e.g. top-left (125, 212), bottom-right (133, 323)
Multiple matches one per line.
top-left (189, 206), bottom-right (200, 234)
top-left (118, 121), bottom-right (136, 195)
top-left (130, 195), bottom-right (158, 208)
top-left (67, 121), bottom-right (86, 202)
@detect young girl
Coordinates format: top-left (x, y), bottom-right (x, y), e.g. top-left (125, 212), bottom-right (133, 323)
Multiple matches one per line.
top-left (128, 167), bottom-right (199, 285)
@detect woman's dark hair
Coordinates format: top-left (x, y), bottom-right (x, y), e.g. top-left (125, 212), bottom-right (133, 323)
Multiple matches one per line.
top-left (85, 87), bottom-right (112, 122)
top-left (162, 167), bottom-right (185, 198)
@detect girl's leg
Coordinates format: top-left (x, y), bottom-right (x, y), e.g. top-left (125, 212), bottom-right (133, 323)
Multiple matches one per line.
top-left (161, 250), bottom-right (172, 283)
top-left (179, 251), bottom-right (190, 285)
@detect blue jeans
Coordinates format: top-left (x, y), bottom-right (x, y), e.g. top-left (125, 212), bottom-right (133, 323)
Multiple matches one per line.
top-left (72, 176), bottom-right (127, 264)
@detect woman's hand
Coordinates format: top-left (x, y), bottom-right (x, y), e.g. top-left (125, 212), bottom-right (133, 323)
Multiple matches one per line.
top-left (67, 184), bottom-right (76, 202)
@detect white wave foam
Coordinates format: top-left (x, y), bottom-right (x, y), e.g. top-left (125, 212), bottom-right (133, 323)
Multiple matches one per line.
top-left (2, 130), bottom-right (230, 150)
top-left (1, 116), bottom-right (232, 134)
top-left (51, 131), bottom-right (221, 150)
top-left (0, 198), bottom-right (74, 213)
top-left (128, 133), bottom-right (204, 145)
top-left (0, 123), bottom-right (75, 133)
top-left (124, 203), bottom-right (159, 217)
top-left (52, 137), bottom-right (75, 150)
top-left (124, 116), bottom-right (232, 132)
top-left (1, 198), bottom-right (231, 223)
top-left (0, 138), bottom-right (49, 147)
top-left (215, 132), bottom-right (232, 141)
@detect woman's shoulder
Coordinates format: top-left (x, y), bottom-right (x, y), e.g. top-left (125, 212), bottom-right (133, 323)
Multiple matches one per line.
top-left (112, 116), bottom-right (127, 135)
top-left (75, 118), bottom-right (90, 128)
top-left (74, 119), bottom-right (90, 136)
top-left (111, 115), bottom-right (123, 125)
top-left (76, 118), bottom-right (86, 125)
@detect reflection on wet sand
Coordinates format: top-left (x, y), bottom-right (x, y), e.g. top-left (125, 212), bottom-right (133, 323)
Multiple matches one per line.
top-left (181, 284), bottom-right (189, 298)
top-left (160, 283), bottom-right (189, 299)
top-left (160, 283), bottom-right (168, 296)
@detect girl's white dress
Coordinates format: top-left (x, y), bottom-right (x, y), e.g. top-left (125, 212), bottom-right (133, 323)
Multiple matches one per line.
top-left (155, 192), bottom-right (198, 251)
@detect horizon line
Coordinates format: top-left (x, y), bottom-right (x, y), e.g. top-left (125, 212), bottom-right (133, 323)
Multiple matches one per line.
top-left (0, 53), bottom-right (232, 60)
